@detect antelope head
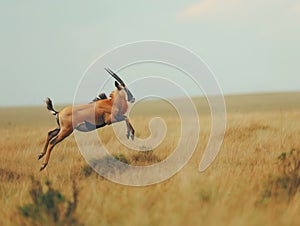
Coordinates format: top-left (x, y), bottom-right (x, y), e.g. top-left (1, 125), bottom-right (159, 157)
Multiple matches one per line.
top-left (105, 68), bottom-right (135, 103)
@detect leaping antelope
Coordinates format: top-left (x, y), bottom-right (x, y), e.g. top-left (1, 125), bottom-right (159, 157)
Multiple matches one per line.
top-left (38, 68), bottom-right (135, 171)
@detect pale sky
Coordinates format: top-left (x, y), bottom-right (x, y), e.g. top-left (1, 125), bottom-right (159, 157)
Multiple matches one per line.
top-left (0, 0), bottom-right (299, 106)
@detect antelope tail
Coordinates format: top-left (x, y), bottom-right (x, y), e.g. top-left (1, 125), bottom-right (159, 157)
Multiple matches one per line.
top-left (45, 97), bottom-right (58, 115)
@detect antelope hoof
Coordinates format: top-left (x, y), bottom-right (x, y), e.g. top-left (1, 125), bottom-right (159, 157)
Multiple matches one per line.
top-left (126, 133), bottom-right (130, 139)
top-left (38, 153), bottom-right (44, 160)
top-left (131, 134), bottom-right (134, 141)
top-left (40, 163), bottom-right (47, 171)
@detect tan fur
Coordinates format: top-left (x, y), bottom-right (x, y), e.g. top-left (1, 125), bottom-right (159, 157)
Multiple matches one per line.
top-left (38, 87), bottom-right (134, 171)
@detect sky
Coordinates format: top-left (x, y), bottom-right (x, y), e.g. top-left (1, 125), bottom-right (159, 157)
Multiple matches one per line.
top-left (0, 0), bottom-right (299, 106)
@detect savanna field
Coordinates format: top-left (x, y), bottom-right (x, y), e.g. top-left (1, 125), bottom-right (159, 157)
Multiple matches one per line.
top-left (1, 93), bottom-right (300, 226)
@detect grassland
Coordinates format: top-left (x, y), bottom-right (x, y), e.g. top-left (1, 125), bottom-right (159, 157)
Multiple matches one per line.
top-left (1, 92), bottom-right (300, 226)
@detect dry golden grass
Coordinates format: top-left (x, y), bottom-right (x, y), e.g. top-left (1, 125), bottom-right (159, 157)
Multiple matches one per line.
top-left (1, 92), bottom-right (300, 226)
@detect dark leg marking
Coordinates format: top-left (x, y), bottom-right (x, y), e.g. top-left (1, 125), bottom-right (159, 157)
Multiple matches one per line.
top-left (38, 128), bottom-right (60, 160)
top-left (40, 129), bottom-right (72, 171)
top-left (125, 117), bottom-right (135, 140)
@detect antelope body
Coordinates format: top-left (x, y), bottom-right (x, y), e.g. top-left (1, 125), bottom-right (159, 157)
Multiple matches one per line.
top-left (38, 68), bottom-right (135, 171)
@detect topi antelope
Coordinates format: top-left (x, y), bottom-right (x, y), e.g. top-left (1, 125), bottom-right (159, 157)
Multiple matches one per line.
top-left (38, 68), bottom-right (135, 171)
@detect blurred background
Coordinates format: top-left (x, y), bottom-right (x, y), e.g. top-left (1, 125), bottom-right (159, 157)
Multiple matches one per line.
top-left (1, 0), bottom-right (299, 106)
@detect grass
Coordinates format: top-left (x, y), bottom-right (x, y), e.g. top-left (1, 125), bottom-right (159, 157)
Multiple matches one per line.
top-left (259, 149), bottom-right (300, 204)
top-left (18, 177), bottom-right (82, 226)
top-left (0, 92), bottom-right (300, 226)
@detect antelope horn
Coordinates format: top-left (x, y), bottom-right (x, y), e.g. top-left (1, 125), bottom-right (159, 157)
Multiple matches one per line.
top-left (105, 68), bottom-right (126, 86)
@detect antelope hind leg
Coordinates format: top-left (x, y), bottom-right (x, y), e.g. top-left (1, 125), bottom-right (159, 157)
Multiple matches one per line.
top-left (40, 129), bottom-right (72, 171)
top-left (38, 128), bottom-right (60, 160)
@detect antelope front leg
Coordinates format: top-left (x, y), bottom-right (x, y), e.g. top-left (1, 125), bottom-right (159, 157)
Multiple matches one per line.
top-left (115, 115), bottom-right (134, 140)
top-left (104, 114), bottom-right (134, 140)
top-left (124, 116), bottom-right (135, 140)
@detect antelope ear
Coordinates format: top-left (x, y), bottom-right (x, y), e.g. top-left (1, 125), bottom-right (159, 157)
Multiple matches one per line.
top-left (115, 81), bottom-right (121, 90)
